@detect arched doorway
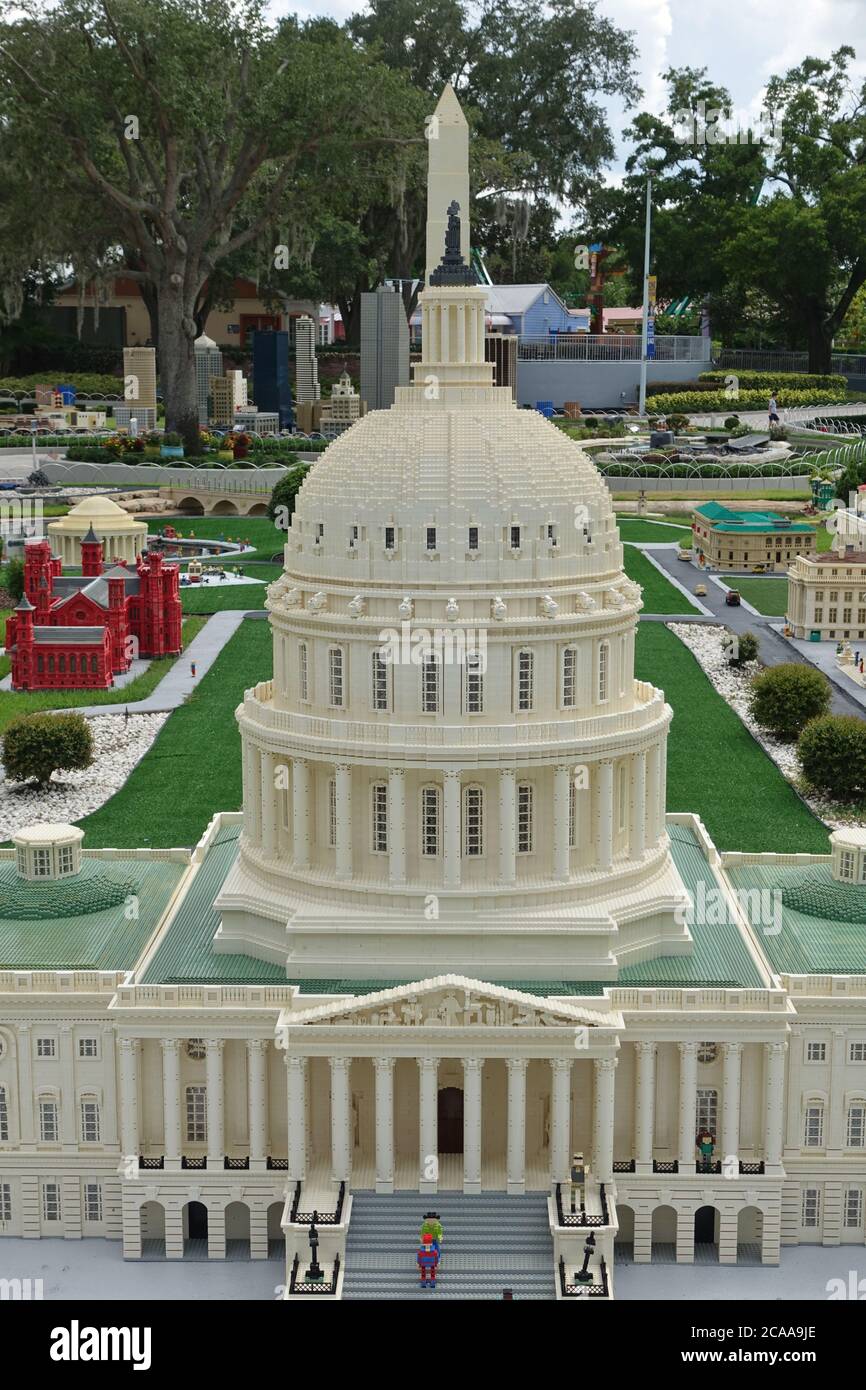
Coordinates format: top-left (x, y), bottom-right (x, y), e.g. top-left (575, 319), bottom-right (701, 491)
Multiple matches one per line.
top-left (267, 1200), bottom-right (285, 1260)
top-left (225, 1201), bottom-right (251, 1259)
top-left (177, 496), bottom-right (205, 516)
top-left (438, 1087), bottom-right (464, 1153)
top-left (737, 1206), bottom-right (763, 1265)
top-left (694, 1205), bottom-right (720, 1262)
top-left (211, 500), bottom-right (239, 516)
top-left (651, 1203), bottom-right (677, 1263)
top-left (139, 1200), bottom-right (165, 1259)
top-left (615, 1203), bottom-right (634, 1264)
top-left (183, 1200), bottom-right (208, 1256)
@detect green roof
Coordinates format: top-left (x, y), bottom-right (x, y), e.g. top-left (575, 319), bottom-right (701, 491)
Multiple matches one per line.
top-left (696, 502), bottom-right (812, 534)
top-left (726, 860), bottom-right (866, 974)
top-left (0, 857), bottom-right (186, 971)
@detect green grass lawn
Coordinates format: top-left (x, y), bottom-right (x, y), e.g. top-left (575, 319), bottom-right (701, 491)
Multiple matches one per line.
top-left (149, 515), bottom-right (285, 563)
top-left (78, 617), bottom-right (272, 847)
top-left (635, 623), bottom-right (829, 853)
top-left (180, 563), bottom-right (281, 613)
top-left (616, 519), bottom-right (692, 544)
top-left (811, 521), bottom-right (833, 552)
top-left (0, 615), bottom-right (208, 735)
top-left (623, 546), bottom-right (700, 614)
top-left (733, 577), bottom-right (789, 616)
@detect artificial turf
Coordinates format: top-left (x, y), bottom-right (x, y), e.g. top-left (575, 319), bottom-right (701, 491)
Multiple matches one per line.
top-left (623, 546), bottom-right (700, 615)
top-left (180, 563), bottom-right (281, 613)
top-left (635, 622), bottom-right (829, 853)
top-left (733, 577), bottom-right (789, 616)
top-left (148, 515), bottom-right (285, 563)
top-left (615, 519), bottom-right (692, 544)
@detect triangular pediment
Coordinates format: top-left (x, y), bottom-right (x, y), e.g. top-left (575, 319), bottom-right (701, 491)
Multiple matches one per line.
top-left (287, 975), bottom-right (620, 1030)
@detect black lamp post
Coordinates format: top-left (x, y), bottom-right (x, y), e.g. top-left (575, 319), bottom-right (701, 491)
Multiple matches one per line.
top-left (306, 1210), bottom-right (324, 1283)
top-left (573, 1231), bottom-right (596, 1284)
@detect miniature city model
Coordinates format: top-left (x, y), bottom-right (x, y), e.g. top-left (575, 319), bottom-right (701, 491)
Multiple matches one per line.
top-left (1, 85), bottom-right (865, 1302)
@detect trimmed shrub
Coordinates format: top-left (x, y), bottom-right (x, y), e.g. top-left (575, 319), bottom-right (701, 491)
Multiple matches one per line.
top-left (728, 630), bottom-right (759, 666)
top-left (648, 388), bottom-right (848, 415)
top-left (700, 370), bottom-right (847, 393)
top-left (3, 556), bottom-right (25, 601)
top-left (2, 712), bottom-right (94, 788)
top-left (798, 715), bottom-right (866, 800)
top-left (748, 663), bottom-right (831, 741)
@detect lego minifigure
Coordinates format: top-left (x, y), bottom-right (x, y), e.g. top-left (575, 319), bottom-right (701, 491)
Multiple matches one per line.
top-left (570, 1152), bottom-right (586, 1213)
top-left (417, 1232), bottom-right (440, 1288)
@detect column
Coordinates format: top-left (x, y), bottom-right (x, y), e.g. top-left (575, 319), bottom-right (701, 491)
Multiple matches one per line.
top-left (764, 1041), bottom-right (787, 1170)
top-left (550, 1058), bottom-right (572, 1186)
top-left (593, 1057), bottom-right (616, 1184)
top-left (553, 765), bottom-right (570, 881)
top-left (443, 770), bottom-right (461, 890)
top-left (206, 1039), bottom-right (225, 1167)
top-left (629, 750), bottom-right (647, 860)
top-left (498, 768), bottom-right (516, 884)
top-left (456, 301), bottom-right (466, 360)
top-left (286, 1056), bottom-right (307, 1182)
top-left (59, 1024), bottom-right (76, 1149)
top-left (119, 1038), bottom-right (140, 1163)
top-left (463, 1058), bottom-right (483, 1195)
top-left (334, 763), bottom-right (353, 881)
top-left (658, 739), bottom-right (668, 837)
top-left (247, 745), bottom-right (262, 844)
top-left (827, 1029), bottom-right (847, 1156)
top-left (292, 758), bottom-right (310, 869)
top-left (161, 1039), bottom-right (182, 1170)
top-left (721, 1042), bottom-right (743, 1165)
top-left (101, 1026), bottom-right (118, 1148)
top-left (16, 1025), bottom-right (35, 1147)
top-left (418, 1057), bottom-right (439, 1193)
top-left (677, 1041), bottom-right (698, 1173)
top-left (506, 1057), bottom-right (528, 1194)
top-left (634, 1041), bottom-right (656, 1174)
top-left (247, 1039), bottom-right (268, 1171)
top-left (388, 769), bottom-right (406, 886)
top-left (374, 1057), bottom-right (396, 1194)
top-left (329, 1056), bottom-right (352, 1184)
top-left (646, 743), bottom-right (661, 844)
top-left (440, 301), bottom-right (450, 361)
top-left (597, 759), bottom-right (614, 871)
top-left (260, 750), bottom-right (278, 857)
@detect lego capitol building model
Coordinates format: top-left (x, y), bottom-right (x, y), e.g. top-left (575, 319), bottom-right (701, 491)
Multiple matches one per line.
top-left (1, 88), bottom-right (866, 1301)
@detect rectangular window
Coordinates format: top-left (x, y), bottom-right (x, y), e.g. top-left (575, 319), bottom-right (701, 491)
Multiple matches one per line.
top-left (598, 642), bottom-right (609, 703)
top-left (468, 526), bottom-right (479, 551)
top-left (328, 647), bottom-right (344, 707)
top-left (328, 779), bottom-right (337, 848)
top-left (384, 526), bottom-right (395, 550)
top-left (850, 1042), bottom-right (866, 1063)
top-left (517, 784), bottom-right (533, 854)
top-left (804, 1105), bottom-right (824, 1147)
top-left (829, 608), bottom-right (838, 624)
top-left (0, 1086), bottom-right (8, 1142)
top-left (801, 1187), bottom-right (821, 1228)
top-left (298, 643), bottom-right (308, 701)
top-left (33, 849), bottom-right (52, 877)
top-left (464, 787), bottom-right (483, 856)
top-left (844, 1188), bottom-right (863, 1229)
top-left (0, 1183), bottom-right (11, 1223)
top-left (815, 590), bottom-right (824, 602)
top-left (78, 1038), bottom-right (98, 1059)
top-left (843, 608), bottom-right (852, 624)
top-left (421, 787), bottom-right (440, 857)
top-left (806, 1041), bottom-right (827, 1062)
top-left (372, 783), bottom-right (388, 853)
top-left (421, 656), bottom-right (440, 714)
top-left (186, 1086), bottom-right (207, 1144)
top-left (814, 609), bottom-right (823, 623)
top-left (39, 1101), bottom-right (58, 1143)
top-left (83, 1183), bottom-right (103, 1223)
top-left (42, 1182), bottom-right (61, 1223)
top-left (80, 1100), bottom-right (100, 1144)
top-left (517, 651), bottom-right (533, 712)
top-left (371, 651), bottom-right (389, 712)
top-left (562, 648), bottom-right (577, 709)
top-left (510, 525), bottom-right (521, 549)
top-left (696, 1089), bottom-right (718, 1134)
top-left (840, 850), bottom-right (855, 881)
top-left (426, 526), bottom-right (437, 551)
top-left (464, 653), bottom-right (483, 714)
top-left (547, 523), bottom-right (557, 545)
top-left (847, 1104), bottom-right (866, 1148)
top-left (58, 845), bottom-right (74, 874)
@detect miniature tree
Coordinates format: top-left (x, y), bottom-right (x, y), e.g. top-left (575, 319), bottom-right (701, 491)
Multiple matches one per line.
top-left (798, 715), bottom-right (866, 801)
top-left (2, 713), bottom-right (94, 789)
top-left (726, 630), bottom-right (759, 666)
top-left (748, 663), bottom-right (831, 741)
top-left (267, 464), bottom-right (312, 528)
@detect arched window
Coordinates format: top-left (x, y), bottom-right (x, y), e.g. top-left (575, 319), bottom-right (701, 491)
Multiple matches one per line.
top-left (516, 650), bottom-right (534, 712)
top-left (48, 654), bottom-right (55, 674)
top-left (421, 785), bottom-right (440, 857)
top-left (328, 647), bottom-right (345, 708)
top-left (58, 653), bottom-right (65, 673)
top-left (90, 655), bottom-right (98, 674)
top-left (38, 1097), bottom-right (59, 1143)
top-left (561, 647), bottom-right (577, 708)
top-left (598, 641), bottom-right (609, 703)
top-left (464, 652), bottom-right (483, 714)
top-left (0, 1084), bottom-right (9, 1143)
top-left (463, 786), bottom-right (483, 856)
top-left (371, 650), bottom-right (389, 712)
top-left (517, 783), bottom-right (533, 854)
top-left (371, 783), bottom-right (388, 853)
top-left (847, 1100), bottom-right (866, 1148)
top-left (69, 653), bottom-right (76, 674)
top-left (298, 642), bottom-right (308, 702)
top-left (186, 1086), bottom-right (207, 1144)
top-left (80, 1096), bottom-right (101, 1144)
top-left (421, 654), bottom-right (441, 714)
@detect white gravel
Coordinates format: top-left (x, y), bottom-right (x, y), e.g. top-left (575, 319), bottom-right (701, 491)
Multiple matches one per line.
top-left (0, 711), bottom-right (168, 841)
top-left (667, 622), bottom-right (864, 829)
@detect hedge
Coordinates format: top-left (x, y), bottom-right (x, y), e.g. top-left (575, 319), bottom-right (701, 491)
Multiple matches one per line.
top-left (700, 370), bottom-right (847, 393)
top-left (647, 388), bottom-right (848, 415)
top-left (599, 461), bottom-right (807, 478)
top-left (0, 373), bottom-right (124, 396)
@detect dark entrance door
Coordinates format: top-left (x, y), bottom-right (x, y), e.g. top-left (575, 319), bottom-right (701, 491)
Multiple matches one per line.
top-left (694, 1205), bottom-right (716, 1244)
top-left (437, 1087), bottom-right (464, 1153)
top-left (187, 1201), bottom-right (208, 1240)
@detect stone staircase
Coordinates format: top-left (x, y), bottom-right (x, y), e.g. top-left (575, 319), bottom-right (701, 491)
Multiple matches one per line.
top-left (342, 1191), bottom-right (556, 1300)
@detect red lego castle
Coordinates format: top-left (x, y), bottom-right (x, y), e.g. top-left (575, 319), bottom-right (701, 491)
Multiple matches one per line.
top-left (5, 529), bottom-right (182, 691)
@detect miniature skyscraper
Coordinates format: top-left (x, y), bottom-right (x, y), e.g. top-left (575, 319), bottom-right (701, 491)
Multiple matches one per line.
top-left (194, 335), bottom-right (223, 426)
top-left (251, 330), bottom-right (293, 430)
top-left (116, 346), bottom-right (157, 430)
top-left (360, 286), bottom-right (410, 411)
top-left (294, 315), bottom-right (321, 404)
top-left (425, 83), bottom-right (470, 285)
top-left (210, 370), bottom-right (248, 426)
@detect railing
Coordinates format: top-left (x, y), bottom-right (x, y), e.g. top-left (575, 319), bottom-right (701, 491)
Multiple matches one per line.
top-left (224, 1156), bottom-right (250, 1170)
top-left (653, 1160), bottom-right (679, 1174)
top-left (696, 1160), bottom-right (722, 1175)
top-left (558, 1254), bottom-right (610, 1298)
top-left (181, 1155), bottom-right (207, 1170)
top-left (612, 1160), bottom-right (635, 1173)
top-left (289, 1180), bottom-right (346, 1226)
top-left (716, 348), bottom-right (866, 377)
top-left (138, 1156), bottom-right (164, 1170)
top-left (267, 1157), bottom-right (289, 1170)
top-left (554, 1182), bottom-right (610, 1228)
top-left (289, 1251), bottom-right (341, 1296)
top-left (518, 334), bottom-right (710, 363)
top-left (739, 1161), bottom-right (766, 1175)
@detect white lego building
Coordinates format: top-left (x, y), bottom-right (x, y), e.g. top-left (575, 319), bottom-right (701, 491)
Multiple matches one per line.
top-left (1, 87), bottom-right (865, 1301)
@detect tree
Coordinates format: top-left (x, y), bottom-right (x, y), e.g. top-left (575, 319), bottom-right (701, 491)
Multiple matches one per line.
top-left (748, 663), bottom-right (831, 741)
top-left (267, 463), bottom-right (312, 528)
top-left (798, 714), bottom-right (866, 800)
top-left (0, 1), bottom-right (417, 449)
top-left (726, 629), bottom-right (759, 666)
top-left (2, 713), bottom-right (94, 788)
top-left (2, 556), bottom-right (25, 603)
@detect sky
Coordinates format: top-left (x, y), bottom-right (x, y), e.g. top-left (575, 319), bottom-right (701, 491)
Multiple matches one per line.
top-left (271, 0), bottom-right (866, 177)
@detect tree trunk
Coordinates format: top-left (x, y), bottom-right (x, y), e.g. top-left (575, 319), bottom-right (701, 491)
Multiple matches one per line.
top-left (157, 278), bottom-right (199, 454)
top-left (804, 304), bottom-right (833, 375)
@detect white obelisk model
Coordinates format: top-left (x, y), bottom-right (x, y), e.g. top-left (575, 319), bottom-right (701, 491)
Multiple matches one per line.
top-left (425, 82), bottom-right (470, 284)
